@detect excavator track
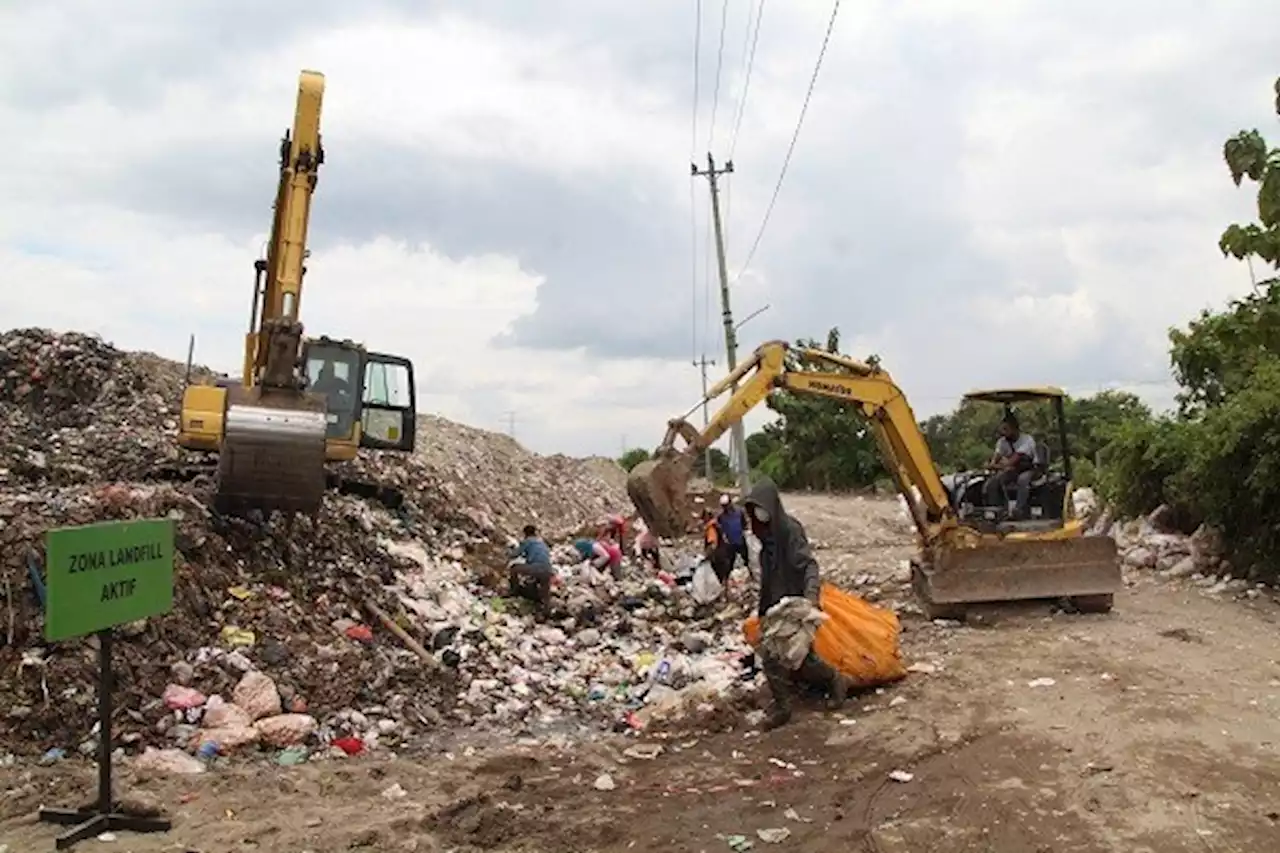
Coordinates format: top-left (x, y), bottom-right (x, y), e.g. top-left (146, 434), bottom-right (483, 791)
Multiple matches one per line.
top-left (152, 457), bottom-right (406, 512)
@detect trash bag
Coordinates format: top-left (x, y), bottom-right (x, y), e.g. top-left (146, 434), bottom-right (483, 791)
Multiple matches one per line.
top-left (742, 583), bottom-right (907, 686)
top-left (759, 597), bottom-right (827, 670)
top-left (690, 559), bottom-right (723, 604)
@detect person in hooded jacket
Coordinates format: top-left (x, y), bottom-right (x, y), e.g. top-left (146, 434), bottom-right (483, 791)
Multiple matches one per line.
top-left (743, 476), bottom-right (851, 730)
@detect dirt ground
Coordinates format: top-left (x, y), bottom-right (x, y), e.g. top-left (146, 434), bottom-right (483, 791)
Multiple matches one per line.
top-left (4, 493), bottom-right (1279, 852)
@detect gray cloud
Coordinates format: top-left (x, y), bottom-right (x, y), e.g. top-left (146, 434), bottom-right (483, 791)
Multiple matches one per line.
top-left (4, 0), bottom-right (1276, 413)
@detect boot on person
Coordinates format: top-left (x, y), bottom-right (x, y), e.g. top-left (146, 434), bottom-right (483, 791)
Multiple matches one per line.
top-left (760, 661), bottom-right (794, 731)
top-left (799, 654), bottom-right (851, 711)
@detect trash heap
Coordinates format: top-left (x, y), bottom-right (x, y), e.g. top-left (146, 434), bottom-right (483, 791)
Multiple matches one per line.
top-left (1078, 489), bottom-right (1265, 598)
top-left (0, 327), bottom-right (761, 765)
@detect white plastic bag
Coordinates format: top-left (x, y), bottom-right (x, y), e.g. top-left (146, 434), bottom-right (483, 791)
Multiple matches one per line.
top-left (690, 560), bottom-right (723, 604)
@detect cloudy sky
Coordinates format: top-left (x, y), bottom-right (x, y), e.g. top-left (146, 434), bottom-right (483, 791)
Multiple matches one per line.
top-left (1, 1), bottom-right (1274, 457)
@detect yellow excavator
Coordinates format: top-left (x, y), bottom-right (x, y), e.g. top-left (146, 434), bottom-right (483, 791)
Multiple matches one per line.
top-left (627, 340), bottom-right (1121, 619)
top-left (176, 70), bottom-right (418, 516)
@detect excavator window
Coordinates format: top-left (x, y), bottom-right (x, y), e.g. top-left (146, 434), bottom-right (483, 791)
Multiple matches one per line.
top-left (358, 353), bottom-right (416, 453)
top-left (304, 343), bottom-right (361, 439)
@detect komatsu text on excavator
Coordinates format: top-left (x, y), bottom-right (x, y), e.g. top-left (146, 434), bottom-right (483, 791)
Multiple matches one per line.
top-left (177, 71), bottom-right (417, 516)
top-left (627, 341), bottom-right (1121, 619)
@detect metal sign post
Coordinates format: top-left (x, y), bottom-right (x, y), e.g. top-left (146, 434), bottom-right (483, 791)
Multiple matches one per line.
top-left (37, 518), bottom-right (176, 849)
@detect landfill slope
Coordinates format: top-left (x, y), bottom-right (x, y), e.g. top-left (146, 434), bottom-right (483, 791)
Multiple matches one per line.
top-left (0, 327), bottom-right (636, 756)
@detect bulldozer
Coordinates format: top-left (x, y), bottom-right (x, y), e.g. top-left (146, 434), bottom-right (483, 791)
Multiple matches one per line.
top-left (626, 341), bottom-right (1120, 619)
top-left (176, 71), bottom-right (418, 516)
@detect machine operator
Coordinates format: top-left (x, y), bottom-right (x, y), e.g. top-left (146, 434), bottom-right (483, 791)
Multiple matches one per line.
top-left (983, 414), bottom-right (1037, 519)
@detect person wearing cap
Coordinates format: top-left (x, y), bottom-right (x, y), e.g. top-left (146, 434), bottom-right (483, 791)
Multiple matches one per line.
top-left (743, 476), bottom-right (850, 730)
top-left (716, 494), bottom-right (749, 572)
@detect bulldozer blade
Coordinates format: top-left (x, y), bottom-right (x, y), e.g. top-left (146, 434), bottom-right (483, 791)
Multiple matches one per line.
top-left (914, 534), bottom-right (1120, 610)
top-left (626, 457), bottom-right (694, 539)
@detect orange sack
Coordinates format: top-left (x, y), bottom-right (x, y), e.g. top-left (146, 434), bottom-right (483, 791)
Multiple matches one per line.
top-left (743, 583), bottom-right (908, 686)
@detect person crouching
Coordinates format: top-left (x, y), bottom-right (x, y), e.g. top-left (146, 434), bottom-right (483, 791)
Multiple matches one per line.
top-left (508, 524), bottom-right (555, 606)
top-left (744, 477), bottom-right (850, 730)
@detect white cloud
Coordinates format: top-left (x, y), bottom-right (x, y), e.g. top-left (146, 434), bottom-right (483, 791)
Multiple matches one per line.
top-left (2, 0), bottom-right (1277, 458)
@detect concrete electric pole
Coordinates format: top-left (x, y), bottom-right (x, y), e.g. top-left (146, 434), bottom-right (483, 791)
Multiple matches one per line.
top-left (692, 152), bottom-right (751, 493)
top-left (692, 354), bottom-right (716, 480)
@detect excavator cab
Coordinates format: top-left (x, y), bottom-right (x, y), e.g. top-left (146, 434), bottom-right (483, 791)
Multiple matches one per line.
top-left (302, 338), bottom-right (416, 454)
top-left (943, 387), bottom-right (1074, 533)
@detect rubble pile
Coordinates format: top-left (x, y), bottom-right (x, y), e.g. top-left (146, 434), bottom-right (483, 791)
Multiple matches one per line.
top-left (1078, 489), bottom-right (1265, 597)
top-left (0, 328), bottom-right (750, 763)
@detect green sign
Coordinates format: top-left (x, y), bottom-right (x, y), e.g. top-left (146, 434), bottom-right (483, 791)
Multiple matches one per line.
top-left (45, 518), bottom-right (175, 641)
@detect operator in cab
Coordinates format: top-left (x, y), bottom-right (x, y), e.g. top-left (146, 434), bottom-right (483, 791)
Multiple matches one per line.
top-left (983, 413), bottom-right (1037, 519)
top-left (743, 477), bottom-right (850, 731)
top-left (311, 360), bottom-right (351, 398)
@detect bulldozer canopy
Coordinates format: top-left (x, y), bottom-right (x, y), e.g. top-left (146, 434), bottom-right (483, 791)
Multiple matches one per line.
top-left (963, 386), bottom-right (1066, 405)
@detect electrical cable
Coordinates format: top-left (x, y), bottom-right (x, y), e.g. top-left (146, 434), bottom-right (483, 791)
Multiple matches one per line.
top-left (728, 0), bottom-right (766, 160)
top-left (735, 0), bottom-right (842, 283)
top-left (705, 0), bottom-right (731, 152)
top-left (689, 0), bottom-right (703, 362)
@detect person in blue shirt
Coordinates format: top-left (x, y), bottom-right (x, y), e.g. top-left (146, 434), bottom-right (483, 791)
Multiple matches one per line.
top-left (717, 494), bottom-right (750, 571)
top-left (508, 524), bottom-right (554, 605)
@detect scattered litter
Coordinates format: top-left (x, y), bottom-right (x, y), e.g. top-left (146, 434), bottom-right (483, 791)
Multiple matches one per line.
top-left (594, 773), bottom-right (617, 791)
top-left (889, 770), bottom-right (914, 783)
top-left (784, 807), bottom-right (811, 823)
top-left (1027, 678), bottom-right (1057, 688)
top-left (380, 783), bottom-right (408, 800)
top-left (725, 835), bottom-right (754, 852)
top-left (757, 828), bottom-right (791, 843)
top-left (623, 744), bottom-right (664, 760)
top-left (906, 662), bottom-right (938, 674)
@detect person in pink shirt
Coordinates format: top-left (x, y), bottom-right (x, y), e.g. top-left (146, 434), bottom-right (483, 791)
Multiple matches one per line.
top-left (574, 538), bottom-right (624, 579)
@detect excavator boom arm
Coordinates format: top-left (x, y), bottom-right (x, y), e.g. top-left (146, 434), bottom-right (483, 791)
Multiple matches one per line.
top-left (264, 70), bottom-right (324, 325)
top-left (245, 70), bottom-right (325, 389)
top-left (631, 340), bottom-right (955, 538)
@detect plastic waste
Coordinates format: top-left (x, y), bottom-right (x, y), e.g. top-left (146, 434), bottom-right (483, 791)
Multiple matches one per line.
top-left (691, 560), bottom-right (723, 604)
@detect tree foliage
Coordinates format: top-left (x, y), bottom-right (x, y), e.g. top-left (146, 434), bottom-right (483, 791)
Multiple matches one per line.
top-left (744, 331), bottom-right (1145, 492)
top-left (1097, 76), bottom-right (1280, 581)
top-left (618, 447), bottom-right (651, 472)
top-left (748, 327), bottom-right (885, 490)
top-left (922, 391), bottom-right (1150, 486)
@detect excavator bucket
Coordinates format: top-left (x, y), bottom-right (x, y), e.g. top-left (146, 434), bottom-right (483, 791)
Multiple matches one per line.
top-left (912, 534), bottom-right (1121, 618)
top-left (627, 455), bottom-right (696, 539)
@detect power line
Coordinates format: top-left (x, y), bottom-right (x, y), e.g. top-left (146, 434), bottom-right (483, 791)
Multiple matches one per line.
top-left (688, 0), bottom-right (703, 361)
top-left (705, 0), bottom-right (731, 151)
top-left (735, 0), bottom-right (842, 283)
top-left (728, 0), bottom-right (766, 160)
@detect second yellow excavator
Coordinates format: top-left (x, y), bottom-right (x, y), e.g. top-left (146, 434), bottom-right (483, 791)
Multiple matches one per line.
top-left (627, 340), bottom-right (1121, 619)
top-left (176, 70), bottom-right (418, 516)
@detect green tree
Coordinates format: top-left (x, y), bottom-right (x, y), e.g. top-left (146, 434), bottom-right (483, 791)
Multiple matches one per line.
top-left (693, 447), bottom-right (732, 482)
top-left (1098, 76), bottom-right (1280, 581)
top-left (921, 391), bottom-right (1150, 488)
top-left (618, 447), bottom-right (652, 472)
top-left (751, 327), bottom-right (885, 491)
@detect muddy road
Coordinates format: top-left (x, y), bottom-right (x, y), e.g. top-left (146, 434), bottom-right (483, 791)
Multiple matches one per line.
top-left (3, 493), bottom-right (1279, 852)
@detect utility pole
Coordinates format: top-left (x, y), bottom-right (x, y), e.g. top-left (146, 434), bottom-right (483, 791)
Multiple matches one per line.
top-left (502, 410), bottom-right (516, 440)
top-left (692, 152), bottom-right (751, 492)
top-left (692, 355), bottom-right (716, 480)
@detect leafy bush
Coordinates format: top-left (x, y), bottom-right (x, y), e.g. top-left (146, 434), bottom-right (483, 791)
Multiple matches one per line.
top-left (1095, 416), bottom-right (1194, 520)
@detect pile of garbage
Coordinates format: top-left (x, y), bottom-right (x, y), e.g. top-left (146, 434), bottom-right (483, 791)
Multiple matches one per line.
top-left (2, 328), bottom-right (760, 765)
top-left (1076, 489), bottom-right (1265, 597)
